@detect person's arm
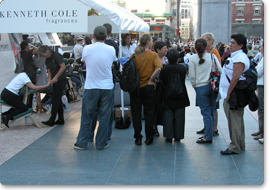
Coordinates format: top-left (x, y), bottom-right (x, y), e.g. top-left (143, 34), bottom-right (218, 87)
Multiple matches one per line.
top-left (213, 55), bottom-right (222, 73)
top-left (148, 68), bottom-right (161, 86)
top-left (51, 62), bottom-right (66, 84)
top-left (148, 54), bottom-right (162, 86)
top-left (226, 62), bottom-right (245, 101)
top-left (47, 69), bottom-right (52, 83)
top-left (26, 81), bottom-right (52, 91)
top-left (256, 58), bottom-right (264, 78)
top-left (188, 58), bottom-right (196, 88)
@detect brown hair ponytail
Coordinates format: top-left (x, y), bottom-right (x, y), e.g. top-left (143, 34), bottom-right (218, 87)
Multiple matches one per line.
top-left (195, 38), bottom-right (207, 65)
top-left (134, 34), bottom-right (151, 54)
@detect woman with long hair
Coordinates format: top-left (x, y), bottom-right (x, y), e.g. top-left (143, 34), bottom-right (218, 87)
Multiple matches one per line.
top-left (130, 34), bottom-right (162, 146)
top-left (189, 38), bottom-right (222, 143)
top-left (121, 33), bottom-right (136, 58)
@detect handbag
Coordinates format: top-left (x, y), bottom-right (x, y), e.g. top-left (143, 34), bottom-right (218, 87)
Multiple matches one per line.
top-left (209, 54), bottom-right (221, 94)
top-left (115, 115), bottom-right (131, 129)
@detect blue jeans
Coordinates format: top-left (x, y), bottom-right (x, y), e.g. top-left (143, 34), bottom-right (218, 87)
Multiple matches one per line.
top-left (195, 84), bottom-right (217, 141)
top-left (76, 88), bottom-right (113, 149)
top-left (89, 84), bottom-right (115, 141)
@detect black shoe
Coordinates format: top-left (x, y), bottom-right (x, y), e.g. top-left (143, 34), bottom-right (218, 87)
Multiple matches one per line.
top-left (54, 120), bottom-right (65, 125)
top-left (42, 120), bottom-right (55, 127)
top-left (153, 129), bottom-right (160, 137)
top-left (196, 137), bottom-right (212, 143)
top-left (174, 139), bottom-right (181, 142)
top-left (166, 138), bottom-right (172, 143)
top-left (135, 138), bottom-right (142, 145)
top-left (213, 130), bottom-right (219, 136)
top-left (220, 148), bottom-right (238, 155)
top-left (1, 115), bottom-right (9, 128)
top-left (196, 128), bottom-right (205, 134)
top-left (145, 138), bottom-right (154, 145)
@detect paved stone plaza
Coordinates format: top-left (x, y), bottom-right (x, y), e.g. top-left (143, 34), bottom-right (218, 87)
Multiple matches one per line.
top-left (0, 79), bottom-right (264, 185)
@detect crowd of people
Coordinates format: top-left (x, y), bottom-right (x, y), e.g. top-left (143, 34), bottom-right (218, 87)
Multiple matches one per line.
top-left (1, 24), bottom-right (264, 153)
top-left (73, 29), bottom-right (264, 152)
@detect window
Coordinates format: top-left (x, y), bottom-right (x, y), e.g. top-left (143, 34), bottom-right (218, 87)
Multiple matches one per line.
top-left (131, 9), bottom-right (137, 13)
top-left (145, 9), bottom-right (150, 13)
top-left (237, 0), bottom-right (244, 2)
top-left (185, 9), bottom-right (188, 18)
top-left (253, 6), bottom-right (261, 16)
top-left (118, 0), bottom-right (125, 7)
top-left (235, 18), bottom-right (244, 23)
top-left (144, 20), bottom-right (150, 25)
top-left (181, 8), bottom-right (190, 19)
top-left (182, 28), bottom-right (185, 30)
top-left (236, 6), bottom-right (244, 16)
top-left (252, 18), bottom-right (262, 23)
top-left (156, 19), bottom-right (165, 25)
top-left (181, 9), bottom-right (185, 19)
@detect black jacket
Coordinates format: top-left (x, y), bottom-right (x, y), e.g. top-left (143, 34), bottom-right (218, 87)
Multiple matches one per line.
top-left (160, 63), bottom-right (190, 110)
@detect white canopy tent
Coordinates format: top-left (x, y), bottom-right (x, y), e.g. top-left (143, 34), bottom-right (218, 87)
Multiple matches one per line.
top-left (0, 0), bottom-right (150, 118)
top-left (78, 0), bottom-right (149, 34)
top-left (71, 15), bottom-right (130, 35)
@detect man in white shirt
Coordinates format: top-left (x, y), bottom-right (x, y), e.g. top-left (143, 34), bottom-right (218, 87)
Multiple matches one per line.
top-left (74, 26), bottom-right (116, 151)
top-left (73, 38), bottom-right (83, 60)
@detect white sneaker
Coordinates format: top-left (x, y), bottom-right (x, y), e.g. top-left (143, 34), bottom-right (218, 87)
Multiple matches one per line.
top-left (97, 143), bottom-right (109, 150)
top-left (258, 138), bottom-right (264, 144)
top-left (73, 143), bottom-right (87, 150)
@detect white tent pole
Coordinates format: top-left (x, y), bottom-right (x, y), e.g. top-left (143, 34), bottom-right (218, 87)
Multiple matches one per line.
top-left (119, 30), bottom-right (125, 118)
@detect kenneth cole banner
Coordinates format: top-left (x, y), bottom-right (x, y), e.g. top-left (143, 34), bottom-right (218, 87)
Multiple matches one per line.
top-left (0, 0), bottom-right (88, 33)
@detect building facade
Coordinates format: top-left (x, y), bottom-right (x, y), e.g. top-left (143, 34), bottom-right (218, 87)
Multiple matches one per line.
top-left (232, 0), bottom-right (264, 24)
top-left (231, 0), bottom-right (264, 38)
top-left (179, 0), bottom-right (194, 41)
top-left (111, 0), bottom-right (177, 40)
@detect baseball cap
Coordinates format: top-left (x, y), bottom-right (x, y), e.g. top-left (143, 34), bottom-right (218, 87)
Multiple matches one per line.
top-left (77, 38), bottom-right (83, 41)
top-left (94, 26), bottom-right (107, 37)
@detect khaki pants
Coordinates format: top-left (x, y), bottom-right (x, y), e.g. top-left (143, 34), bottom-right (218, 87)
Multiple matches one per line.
top-left (257, 86), bottom-right (264, 135)
top-left (223, 100), bottom-right (245, 153)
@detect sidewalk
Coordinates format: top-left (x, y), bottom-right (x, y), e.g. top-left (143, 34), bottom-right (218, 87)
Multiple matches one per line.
top-left (0, 79), bottom-right (264, 185)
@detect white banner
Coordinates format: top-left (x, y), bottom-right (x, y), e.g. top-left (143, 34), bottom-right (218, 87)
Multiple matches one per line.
top-left (0, 0), bottom-right (88, 33)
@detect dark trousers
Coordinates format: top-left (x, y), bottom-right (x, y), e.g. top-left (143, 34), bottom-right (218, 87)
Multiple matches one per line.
top-left (49, 79), bottom-right (66, 122)
top-left (130, 85), bottom-right (155, 139)
top-left (163, 107), bottom-right (185, 140)
top-left (1, 88), bottom-right (28, 120)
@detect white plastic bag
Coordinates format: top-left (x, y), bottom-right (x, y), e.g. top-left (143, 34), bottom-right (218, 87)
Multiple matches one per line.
top-left (61, 95), bottom-right (71, 112)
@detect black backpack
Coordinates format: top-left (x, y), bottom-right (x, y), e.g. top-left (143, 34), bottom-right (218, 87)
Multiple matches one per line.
top-left (165, 65), bottom-right (183, 98)
top-left (226, 60), bottom-right (259, 111)
top-left (119, 54), bottom-right (140, 93)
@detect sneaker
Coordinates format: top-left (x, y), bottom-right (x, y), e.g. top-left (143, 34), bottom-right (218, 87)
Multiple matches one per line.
top-left (97, 143), bottom-right (109, 150)
top-left (73, 143), bottom-right (87, 150)
top-left (258, 138), bottom-right (264, 144)
top-left (103, 143), bottom-right (109, 149)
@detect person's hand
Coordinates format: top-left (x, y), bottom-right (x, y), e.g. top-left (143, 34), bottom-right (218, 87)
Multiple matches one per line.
top-left (148, 80), bottom-right (155, 87)
top-left (48, 81), bottom-right (53, 86)
top-left (51, 77), bottom-right (58, 84)
top-left (226, 94), bottom-right (230, 102)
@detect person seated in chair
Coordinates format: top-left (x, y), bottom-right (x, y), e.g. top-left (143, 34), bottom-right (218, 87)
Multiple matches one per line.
top-left (1, 65), bottom-right (52, 128)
